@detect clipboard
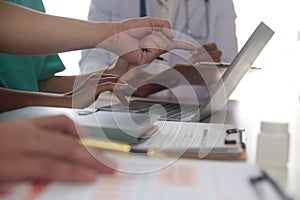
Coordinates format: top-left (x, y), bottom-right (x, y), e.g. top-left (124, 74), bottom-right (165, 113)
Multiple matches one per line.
top-left (181, 128), bottom-right (246, 161)
top-left (132, 121), bottom-right (247, 161)
top-left (0, 107), bottom-right (246, 161)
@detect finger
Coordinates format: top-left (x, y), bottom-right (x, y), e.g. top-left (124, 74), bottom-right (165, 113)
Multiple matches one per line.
top-left (210, 51), bottom-right (222, 62)
top-left (84, 76), bottom-right (127, 91)
top-left (100, 73), bottom-right (120, 78)
top-left (161, 28), bottom-right (174, 41)
top-left (139, 31), bottom-right (171, 51)
top-left (203, 43), bottom-right (217, 51)
top-left (25, 130), bottom-right (116, 174)
top-left (190, 48), bottom-right (208, 58)
top-left (152, 31), bottom-right (196, 51)
top-left (87, 73), bottom-right (122, 83)
top-left (173, 40), bottom-right (197, 51)
top-left (140, 31), bottom-right (196, 52)
top-left (191, 46), bottom-right (206, 56)
top-left (0, 156), bottom-right (99, 182)
top-left (95, 82), bottom-right (135, 106)
top-left (97, 77), bottom-right (120, 84)
top-left (189, 50), bottom-right (212, 63)
top-left (96, 82), bottom-right (135, 94)
top-left (31, 115), bottom-right (85, 137)
top-left (147, 17), bottom-right (173, 39)
top-left (204, 49), bottom-right (222, 62)
top-left (149, 17), bottom-right (171, 29)
top-left (96, 82), bottom-right (130, 105)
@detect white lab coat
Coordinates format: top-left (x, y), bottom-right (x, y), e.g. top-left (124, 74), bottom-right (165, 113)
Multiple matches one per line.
top-left (80, 0), bottom-right (238, 73)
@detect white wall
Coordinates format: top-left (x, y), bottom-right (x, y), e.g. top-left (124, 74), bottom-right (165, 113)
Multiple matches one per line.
top-left (42, 0), bottom-right (300, 120)
top-left (42, 0), bottom-right (300, 73)
top-left (233, 0), bottom-right (300, 67)
top-left (232, 0), bottom-right (300, 120)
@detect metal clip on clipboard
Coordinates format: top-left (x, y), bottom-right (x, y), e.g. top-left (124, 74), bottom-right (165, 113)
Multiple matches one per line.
top-left (225, 128), bottom-right (246, 149)
top-left (194, 127), bottom-right (247, 161)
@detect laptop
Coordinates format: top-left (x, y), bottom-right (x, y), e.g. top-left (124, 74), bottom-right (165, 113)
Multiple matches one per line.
top-left (99, 22), bottom-right (274, 122)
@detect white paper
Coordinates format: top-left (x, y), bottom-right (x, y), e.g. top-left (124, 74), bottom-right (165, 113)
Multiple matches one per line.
top-left (0, 153), bottom-right (272, 200)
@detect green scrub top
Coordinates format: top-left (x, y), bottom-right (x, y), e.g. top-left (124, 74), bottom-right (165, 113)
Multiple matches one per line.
top-left (0, 0), bottom-right (65, 92)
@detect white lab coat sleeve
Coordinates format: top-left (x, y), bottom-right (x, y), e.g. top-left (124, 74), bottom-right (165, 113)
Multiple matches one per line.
top-left (79, 0), bottom-right (117, 73)
top-left (214, 0), bottom-right (238, 63)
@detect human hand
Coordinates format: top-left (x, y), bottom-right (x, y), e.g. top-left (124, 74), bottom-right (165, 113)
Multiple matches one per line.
top-left (189, 43), bottom-right (222, 63)
top-left (108, 58), bottom-right (178, 97)
top-left (118, 66), bottom-right (168, 97)
top-left (65, 73), bottom-right (135, 108)
top-left (132, 83), bottom-right (169, 97)
top-left (102, 17), bottom-right (196, 65)
top-left (0, 115), bottom-right (116, 182)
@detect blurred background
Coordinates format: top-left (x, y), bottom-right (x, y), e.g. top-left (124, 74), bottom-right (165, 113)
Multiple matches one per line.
top-left (43, 0), bottom-right (300, 121)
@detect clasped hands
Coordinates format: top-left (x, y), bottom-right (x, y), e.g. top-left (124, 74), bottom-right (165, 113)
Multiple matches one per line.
top-left (67, 17), bottom-right (196, 107)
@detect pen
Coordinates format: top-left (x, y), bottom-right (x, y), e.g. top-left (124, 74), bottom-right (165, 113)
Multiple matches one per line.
top-left (79, 138), bottom-right (156, 156)
top-left (79, 138), bottom-right (131, 152)
top-left (156, 56), bottom-right (167, 62)
top-left (196, 61), bottom-right (230, 67)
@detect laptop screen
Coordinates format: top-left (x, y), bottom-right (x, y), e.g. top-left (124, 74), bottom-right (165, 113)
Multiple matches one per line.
top-left (198, 22), bottom-right (274, 121)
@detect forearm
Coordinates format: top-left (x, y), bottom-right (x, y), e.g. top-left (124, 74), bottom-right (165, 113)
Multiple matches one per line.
top-left (38, 76), bottom-right (76, 94)
top-left (0, 88), bottom-right (71, 113)
top-left (38, 69), bottom-right (110, 94)
top-left (0, 1), bottom-right (118, 55)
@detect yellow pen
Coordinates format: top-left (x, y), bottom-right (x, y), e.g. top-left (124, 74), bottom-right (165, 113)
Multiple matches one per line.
top-left (79, 138), bottom-right (156, 156)
top-left (79, 138), bottom-right (130, 152)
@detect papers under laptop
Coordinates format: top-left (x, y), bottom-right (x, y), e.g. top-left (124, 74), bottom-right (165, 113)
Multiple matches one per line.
top-left (99, 22), bottom-right (274, 122)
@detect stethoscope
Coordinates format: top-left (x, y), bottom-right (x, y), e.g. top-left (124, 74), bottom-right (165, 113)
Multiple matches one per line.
top-left (185, 0), bottom-right (209, 40)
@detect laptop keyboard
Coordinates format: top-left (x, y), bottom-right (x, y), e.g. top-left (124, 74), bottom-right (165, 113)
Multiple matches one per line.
top-left (129, 101), bottom-right (200, 121)
top-left (99, 100), bottom-right (200, 121)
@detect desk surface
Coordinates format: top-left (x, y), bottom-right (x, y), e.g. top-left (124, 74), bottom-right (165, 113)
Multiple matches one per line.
top-left (95, 93), bottom-right (300, 199)
top-left (208, 99), bottom-right (300, 199)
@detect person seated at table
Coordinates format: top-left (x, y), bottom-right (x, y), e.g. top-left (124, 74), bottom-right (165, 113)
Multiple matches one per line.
top-left (80, 0), bottom-right (238, 73)
top-left (0, 0), bottom-right (196, 113)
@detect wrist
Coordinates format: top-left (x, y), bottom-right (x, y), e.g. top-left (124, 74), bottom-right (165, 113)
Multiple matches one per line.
top-left (36, 92), bottom-right (71, 108)
top-left (91, 22), bottom-right (120, 50)
top-left (58, 94), bottom-right (72, 108)
top-left (111, 21), bottom-right (122, 35)
top-left (39, 93), bottom-right (72, 108)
